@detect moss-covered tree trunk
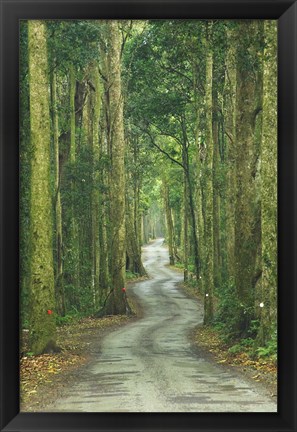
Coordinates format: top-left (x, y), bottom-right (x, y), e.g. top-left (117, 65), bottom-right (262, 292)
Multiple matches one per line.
top-left (97, 37), bottom-right (110, 301)
top-left (203, 24), bottom-right (214, 324)
top-left (135, 189), bottom-right (142, 254)
top-left (193, 63), bottom-right (204, 294)
top-left (257, 21), bottom-right (277, 345)
top-left (185, 168), bottom-right (200, 281)
top-left (84, 64), bottom-right (103, 309)
top-left (182, 170), bottom-right (189, 282)
top-left (142, 213), bottom-right (149, 244)
top-left (69, 64), bottom-right (80, 306)
top-left (171, 209), bottom-right (181, 261)
top-left (132, 140), bottom-right (143, 261)
top-left (212, 81), bottom-right (221, 293)
top-left (181, 116), bottom-right (200, 282)
top-left (224, 27), bottom-right (236, 282)
top-left (50, 67), bottom-right (65, 316)
top-left (234, 21), bottom-right (264, 335)
top-left (20, 21), bottom-right (31, 334)
top-left (103, 20), bottom-right (128, 314)
top-left (91, 65), bottom-right (103, 308)
top-left (162, 177), bottom-right (175, 265)
top-left (28, 21), bottom-right (57, 354)
top-left (126, 198), bottom-right (147, 276)
top-left (98, 122), bottom-right (109, 300)
top-left (125, 134), bottom-right (147, 275)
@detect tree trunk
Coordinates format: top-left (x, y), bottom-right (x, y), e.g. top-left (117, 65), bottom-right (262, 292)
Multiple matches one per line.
top-left (183, 170), bottom-right (189, 282)
top-left (97, 83), bottom-right (109, 302)
top-left (234, 21), bottom-right (264, 335)
top-left (85, 64), bottom-right (103, 309)
top-left (102, 21), bottom-right (128, 315)
top-left (257, 21), bottom-right (277, 345)
top-left (142, 213), bottom-right (149, 244)
top-left (91, 65), bottom-right (102, 308)
top-left (20, 21), bottom-right (31, 334)
top-left (185, 169), bottom-right (200, 281)
top-left (162, 177), bottom-right (175, 265)
top-left (69, 64), bottom-right (80, 306)
top-left (212, 85), bottom-right (221, 292)
top-left (28, 21), bottom-right (57, 354)
top-left (203, 23), bottom-right (214, 324)
top-left (224, 27), bottom-right (237, 283)
top-left (181, 115), bottom-right (200, 282)
top-left (193, 68), bottom-right (204, 293)
top-left (126, 199), bottom-right (147, 276)
top-left (50, 67), bottom-right (65, 316)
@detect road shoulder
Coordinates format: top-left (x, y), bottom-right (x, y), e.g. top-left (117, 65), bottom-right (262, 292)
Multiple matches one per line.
top-left (174, 276), bottom-right (277, 400)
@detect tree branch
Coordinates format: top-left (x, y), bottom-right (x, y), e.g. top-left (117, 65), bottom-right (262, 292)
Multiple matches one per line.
top-left (143, 128), bottom-right (185, 170)
top-left (150, 122), bottom-right (184, 147)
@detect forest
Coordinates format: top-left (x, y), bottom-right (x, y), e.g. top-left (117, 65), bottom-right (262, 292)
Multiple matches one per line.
top-left (20, 19), bottom-right (277, 364)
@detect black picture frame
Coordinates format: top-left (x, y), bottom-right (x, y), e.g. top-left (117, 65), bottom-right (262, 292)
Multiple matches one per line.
top-left (0, 0), bottom-right (296, 431)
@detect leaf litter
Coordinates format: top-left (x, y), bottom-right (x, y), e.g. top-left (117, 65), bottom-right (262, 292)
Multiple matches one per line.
top-left (20, 314), bottom-right (135, 411)
top-left (192, 324), bottom-right (277, 397)
top-left (178, 279), bottom-right (277, 397)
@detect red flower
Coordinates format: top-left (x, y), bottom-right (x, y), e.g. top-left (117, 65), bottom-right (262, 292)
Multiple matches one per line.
top-left (47, 309), bottom-right (53, 315)
top-left (122, 287), bottom-right (126, 293)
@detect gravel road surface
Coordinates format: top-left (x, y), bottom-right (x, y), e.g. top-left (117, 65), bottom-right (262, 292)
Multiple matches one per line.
top-left (44, 238), bottom-right (277, 412)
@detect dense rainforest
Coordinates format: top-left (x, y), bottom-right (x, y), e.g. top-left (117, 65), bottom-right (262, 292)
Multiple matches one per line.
top-left (20, 19), bottom-right (277, 360)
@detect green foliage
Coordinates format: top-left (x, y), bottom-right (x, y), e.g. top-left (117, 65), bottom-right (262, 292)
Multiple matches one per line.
top-left (55, 308), bottom-right (85, 326)
top-left (214, 280), bottom-right (241, 341)
top-left (256, 331), bottom-right (277, 360)
top-left (174, 262), bottom-right (184, 270)
top-left (21, 319), bottom-right (30, 330)
top-left (126, 271), bottom-right (139, 280)
top-left (227, 330), bottom-right (277, 362)
top-left (47, 21), bottom-right (100, 74)
top-left (228, 344), bottom-right (242, 355)
top-left (187, 263), bottom-right (195, 273)
top-left (247, 320), bottom-right (260, 338)
top-left (228, 338), bottom-right (254, 355)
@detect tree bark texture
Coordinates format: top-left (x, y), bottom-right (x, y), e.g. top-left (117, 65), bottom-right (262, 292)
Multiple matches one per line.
top-left (224, 27), bottom-right (237, 282)
top-left (105, 21), bottom-right (127, 314)
top-left (203, 24), bottom-right (214, 324)
top-left (234, 21), bottom-right (264, 334)
top-left (69, 64), bottom-right (80, 302)
top-left (162, 177), bottom-right (175, 265)
top-left (51, 67), bottom-right (65, 316)
top-left (257, 21), bottom-right (277, 345)
top-left (28, 21), bottom-right (57, 354)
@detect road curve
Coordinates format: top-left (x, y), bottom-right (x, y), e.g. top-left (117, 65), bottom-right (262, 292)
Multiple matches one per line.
top-left (44, 238), bottom-right (277, 412)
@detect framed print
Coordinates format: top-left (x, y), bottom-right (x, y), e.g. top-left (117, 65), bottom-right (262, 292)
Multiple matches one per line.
top-left (0, 0), bottom-right (296, 431)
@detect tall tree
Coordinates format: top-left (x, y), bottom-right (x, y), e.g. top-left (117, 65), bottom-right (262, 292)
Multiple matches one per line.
top-left (224, 25), bottom-right (236, 282)
top-left (89, 64), bottom-right (103, 308)
top-left (234, 20), bottom-right (264, 335)
top-left (50, 66), bottom-right (65, 316)
top-left (67, 63), bottom-right (81, 307)
top-left (162, 176), bottom-right (175, 265)
top-left (203, 23), bottom-right (214, 324)
top-left (125, 129), bottom-right (147, 276)
top-left (257, 21), bottom-right (277, 345)
top-left (103, 21), bottom-right (128, 314)
top-left (28, 21), bottom-right (57, 354)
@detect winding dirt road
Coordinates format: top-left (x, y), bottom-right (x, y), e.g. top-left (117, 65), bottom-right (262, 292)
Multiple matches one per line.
top-left (45, 238), bottom-right (277, 412)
